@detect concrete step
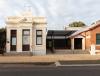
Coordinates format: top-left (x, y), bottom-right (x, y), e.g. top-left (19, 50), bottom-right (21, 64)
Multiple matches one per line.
top-left (54, 50), bottom-right (90, 54)
top-left (4, 52), bottom-right (33, 56)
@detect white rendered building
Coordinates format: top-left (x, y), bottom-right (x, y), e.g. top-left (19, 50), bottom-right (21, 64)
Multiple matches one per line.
top-left (6, 10), bottom-right (47, 55)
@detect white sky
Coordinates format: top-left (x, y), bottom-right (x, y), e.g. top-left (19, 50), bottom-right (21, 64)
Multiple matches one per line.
top-left (0, 0), bottom-right (100, 30)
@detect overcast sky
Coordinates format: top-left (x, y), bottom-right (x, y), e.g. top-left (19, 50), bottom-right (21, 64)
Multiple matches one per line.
top-left (0, 0), bottom-right (100, 30)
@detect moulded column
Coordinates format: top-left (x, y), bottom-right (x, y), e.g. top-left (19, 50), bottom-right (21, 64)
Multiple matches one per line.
top-left (71, 38), bottom-right (74, 50)
top-left (82, 38), bottom-right (85, 50)
top-left (17, 28), bottom-right (22, 52)
top-left (6, 28), bottom-right (11, 52)
top-left (30, 28), bottom-right (33, 52)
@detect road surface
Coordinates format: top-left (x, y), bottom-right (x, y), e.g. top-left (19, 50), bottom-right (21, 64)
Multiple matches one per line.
top-left (0, 64), bottom-right (100, 76)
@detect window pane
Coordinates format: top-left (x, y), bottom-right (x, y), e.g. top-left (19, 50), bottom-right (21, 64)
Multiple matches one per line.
top-left (23, 30), bottom-right (30, 35)
top-left (97, 34), bottom-right (100, 39)
top-left (96, 40), bottom-right (100, 44)
top-left (37, 31), bottom-right (42, 35)
top-left (12, 37), bottom-right (16, 45)
top-left (23, 36), bottom-right (30, 44)
top-left (96, 34), bottom-right (100, 44)
top-left (37, 37), bottom-right (42, 45)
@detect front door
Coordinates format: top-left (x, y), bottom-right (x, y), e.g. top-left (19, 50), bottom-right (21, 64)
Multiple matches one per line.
top-left (10, 30), bottom-right (17, 51)
top-left (74, 38), bottom-right (82, 49)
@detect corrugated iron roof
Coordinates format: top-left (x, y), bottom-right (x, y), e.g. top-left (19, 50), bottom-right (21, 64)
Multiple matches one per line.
top-left (68, 21), bottom-right (100, 38)
top-left (47, 30), bottom-right (76, 36)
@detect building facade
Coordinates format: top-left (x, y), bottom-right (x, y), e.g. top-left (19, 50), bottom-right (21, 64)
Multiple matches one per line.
top-left (6, 10), bottom-right (100, 55)
top-left (6, 11), bottom-right (47, 55)
top-left (69, 21), bottom-right (100, 54)
top-left (46, 22), bottom-right (100, 55)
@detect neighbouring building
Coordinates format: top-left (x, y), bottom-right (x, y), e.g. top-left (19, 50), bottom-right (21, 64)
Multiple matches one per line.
top-left (6, 10), bottom-right (47, 55)
top-left (68, 21), bottom-right (100, 54)
top-left (46, 21), bottom-right (100, 55)
top-left (46, 30), bottom-right (76, 53)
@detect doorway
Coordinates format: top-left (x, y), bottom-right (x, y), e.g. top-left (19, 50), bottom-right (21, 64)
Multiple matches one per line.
top-left (74, 38), bottom-right (82, 49)
top-left (10, 30), bottom-right (17, 51)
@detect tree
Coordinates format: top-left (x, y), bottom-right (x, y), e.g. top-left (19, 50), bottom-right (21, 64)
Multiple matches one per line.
top-left (0, 28), bottom-right (6, 54)
top-left (69, 21), bottom-right (86, 27)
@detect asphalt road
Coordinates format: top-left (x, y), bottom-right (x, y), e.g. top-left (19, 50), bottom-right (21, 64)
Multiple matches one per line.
top-left (0, 64), bottom-right (100, 76)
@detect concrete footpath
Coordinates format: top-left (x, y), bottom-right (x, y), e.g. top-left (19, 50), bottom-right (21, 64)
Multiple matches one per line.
top-left (0, 54), bottom-right (99, 63)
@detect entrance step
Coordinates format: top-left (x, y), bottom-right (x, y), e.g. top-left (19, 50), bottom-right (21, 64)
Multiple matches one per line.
top-left (4, 52), bottom-right (33, 56)
top-left (55, 50), bottom-right (73, 54)
top-left (54, 50), bottom-right (89, 54)
top-left (73, 50), bottom-right (90, 54)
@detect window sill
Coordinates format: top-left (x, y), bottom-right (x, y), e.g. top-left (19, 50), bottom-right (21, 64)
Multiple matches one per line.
top-left (36, 45), bottom-right (42, 47)
top-left (96, 44), bottom-right (100, 46)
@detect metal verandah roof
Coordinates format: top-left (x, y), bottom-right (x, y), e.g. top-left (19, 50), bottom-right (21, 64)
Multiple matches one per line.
top-left (47, 30), bottom-right (76, 37)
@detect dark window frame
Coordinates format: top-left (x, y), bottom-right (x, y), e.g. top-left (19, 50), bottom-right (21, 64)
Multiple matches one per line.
top-left (22, 29), bottom-right (30, 45)
top-left (36, 30), bottom-right (42, 45)
top-left (22, 29), bottom-right (30, 51)
top-left (96, 33), bottom-right (100, 44)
